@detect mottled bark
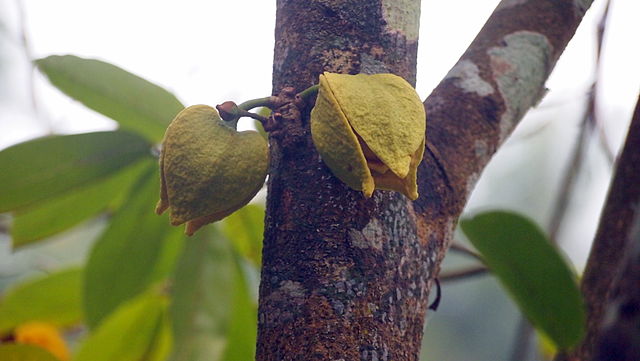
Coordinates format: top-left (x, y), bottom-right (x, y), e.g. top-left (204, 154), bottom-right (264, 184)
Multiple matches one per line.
top-left (259, 2), bottom-right (426, 360)
top-left (557, 96), bottom-right (640, 361)
top-left (257, 0), bottom-right (594, 360)
top-left (594, 215), bottom-right (640, 361)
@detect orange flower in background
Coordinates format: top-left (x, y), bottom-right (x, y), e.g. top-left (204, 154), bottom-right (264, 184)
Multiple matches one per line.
top-left (14, 322), bottom-right (70, 361)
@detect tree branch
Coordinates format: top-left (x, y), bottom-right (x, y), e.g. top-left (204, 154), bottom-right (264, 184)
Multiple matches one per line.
top-left (258, 0), bottom-right (595, 359)
top-left (593, 211), bottom-right (640, 361)
top-left (417, 0), bottom-right (594, 221)
top-left (556, 94), bottom-right (640, 360)
top-left (439, 265), bottom-right (487, 282)
top-left (415, 4), bottom-right (594, 357)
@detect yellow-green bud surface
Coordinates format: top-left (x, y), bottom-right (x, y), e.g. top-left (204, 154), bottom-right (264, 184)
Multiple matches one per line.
top-left (156, 105), bottom-right (268, 235)
top-left (310, 72), bottom-right (425, 199)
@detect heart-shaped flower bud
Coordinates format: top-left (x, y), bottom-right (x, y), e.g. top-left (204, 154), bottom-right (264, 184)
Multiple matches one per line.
top-left (156, 105), bottom-right (268, 235)
top-left (310, 72), bottom-right (426, 200)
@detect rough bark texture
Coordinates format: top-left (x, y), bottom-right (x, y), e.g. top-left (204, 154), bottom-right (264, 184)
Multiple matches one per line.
top-left (258, 2), bottom-right (427, 360)
top-left (558, 95), bottom-right (640, 361)
top-left (594, 215), bottom-right (640, 361)
top-left (257, 0), bottom-right (593, 360)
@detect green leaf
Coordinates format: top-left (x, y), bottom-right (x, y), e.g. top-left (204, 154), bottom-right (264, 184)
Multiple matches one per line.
top-left (36, 55), bottom-right (184, 141)
top-left (460, 210), bottom-right (585, 349)
top-left (0, 131), bottom-right (151, 212)
top-left (11, 159), bottom-right (153, 247)
top-left (0, 268), bottom-right (83, 335)
top-left (0, 344), bottom-right (60, 361)
top-left (74, 290), bottom-right (170, 361)
top-left (220, 204), bottom-right (264, 266)
top-left (84, 166), bottom-right (182, 328)
top-left (220, 257), bottom-right (257, 361)
top-left (169, 227), bottom-right (256, 361)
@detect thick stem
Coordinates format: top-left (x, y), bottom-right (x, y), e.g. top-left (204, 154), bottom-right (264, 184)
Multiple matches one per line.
top-left (258, 1), bottom-right (424, 360)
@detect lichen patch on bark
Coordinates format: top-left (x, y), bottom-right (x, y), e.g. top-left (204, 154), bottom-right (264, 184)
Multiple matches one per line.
top-left (474, 139), bottom-right (490, 161)
top-left (361, 218), bottom-right (384, 250)
top-left (381, 0), bottom-right (420, 42)
top-left (360, 53), bottom-right (390, 74)
top-left (445, 60), bottom-right (495, 97)
top-left (487, 31), bottom-right (552, 141)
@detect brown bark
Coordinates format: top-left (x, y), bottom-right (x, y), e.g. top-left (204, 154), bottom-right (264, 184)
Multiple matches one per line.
top-left (257, 0), bottom-right (593, 360)
top-left (258, 2), bottom-right (426, 360)
top-left (557, 95), bottom-right (640, 361)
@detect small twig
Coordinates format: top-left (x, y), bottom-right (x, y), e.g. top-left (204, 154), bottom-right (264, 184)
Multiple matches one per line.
top-left (593, 0), bottom-right (616, 164)
top-left (237, 108), bottom-right (270, 124)
top-left (216, 85), bottom-right (318, 131)
top-left (449, 242), bottom-right (483, 262)
top-left (238, 96), bottom-right (278, 112)
top-left (439, 265), bottom-right (488, 282)
top-left (15, 0), bottom-right (36, 110)
top-left (296, 84), bottom-right (319, 101)
top-left (14, 0), bottom-right (51, 134)
top-left (548, 0), bottom-right (612, 244)
top-left (548, 93), bottom-right (592, 242)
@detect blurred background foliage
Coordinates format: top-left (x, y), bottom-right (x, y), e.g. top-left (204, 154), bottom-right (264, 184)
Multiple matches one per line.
top-left (0, 1), bottom-right (638, 360)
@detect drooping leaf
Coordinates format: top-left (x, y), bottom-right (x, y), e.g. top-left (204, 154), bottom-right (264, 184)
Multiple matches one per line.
top-left (169, 227), bottom-right (256, 361)
top-left (460, 210), bottom-right (585, 349)
top-left (220, 204), bottom-right (264, 266)
top-left (146, 309), bottom-right (173, 361)
top-left (11, 159), bottom-right (152, 248)
top-left (0, 344), bottom-right (60, 361)
top-left (74, 289), bottom-right (170, 361)
top-left (83, 166), bottom-right (182, 328)
top-left (36, 55), bottom-right (184, 142)
top-left (0, 268), bottom-right (83, 335)
top-left (220, 256), bottom-right (257, 361)
top-left (0, 131), bottom-right (151, 212)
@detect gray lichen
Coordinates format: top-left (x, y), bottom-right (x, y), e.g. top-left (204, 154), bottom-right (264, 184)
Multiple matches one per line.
top-left (445, 60), bottom-right (495, 97)
top-left (381, 0), bottom-right (420, 41)
top-left (487, 31), bottom-right (552, 141)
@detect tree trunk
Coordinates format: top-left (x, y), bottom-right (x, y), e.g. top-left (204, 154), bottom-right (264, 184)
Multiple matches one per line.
top-left (257, 1), bottom-right (594, 360)
top-left (258, 2), bottom-right (426, 360)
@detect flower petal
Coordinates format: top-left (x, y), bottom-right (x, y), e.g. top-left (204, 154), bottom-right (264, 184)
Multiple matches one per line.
top-left (311, 74), bottom-right (375, 197)
top-left (323, 73), bottom-right (425, 179)
top-left (373, 137), bottom-right (424, 200)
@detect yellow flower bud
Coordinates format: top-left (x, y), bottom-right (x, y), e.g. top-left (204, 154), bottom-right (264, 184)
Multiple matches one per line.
top-left (156, 105), bottom-right (268, 236)
top-left (310, 72), bottom-right (426, 200)
top-left (14, 322), bottom-right (70, 361)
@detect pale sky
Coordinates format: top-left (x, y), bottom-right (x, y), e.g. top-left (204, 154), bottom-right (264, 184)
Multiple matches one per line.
top-left (1, 0), bottom-right (637, 142)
